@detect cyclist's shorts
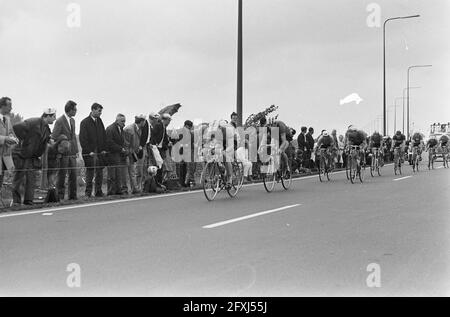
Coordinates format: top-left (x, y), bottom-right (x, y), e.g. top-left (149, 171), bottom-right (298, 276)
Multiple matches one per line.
top-left (413, 142), bottom-right (421, 147)
top-left (372, 143), bottom-right (381, 148)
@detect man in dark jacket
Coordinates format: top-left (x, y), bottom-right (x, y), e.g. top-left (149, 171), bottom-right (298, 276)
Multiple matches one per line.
top-left (52, 100), bottom-right (79, 200)
top-left (79, 103), bottom-right (107, 198)
top-left (306, 127), bottom-right (315, 170)
top-left (106, 114), bottom-right (128, 195)
top-left (12, 108), bottom-right (56, 205)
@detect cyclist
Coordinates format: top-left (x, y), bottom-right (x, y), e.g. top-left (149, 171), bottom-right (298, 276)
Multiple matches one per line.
top-left (344, 125), bottom-right (367, 168)
top-left (439, 135), bottom-right (449, 151)
top-left (410, 132), bottom-right (425, 161)
top-left (204, 120), bottom-right (235, 187)
top-left (426, 136), bottom-right (438, 168)
top-left (368, 131), bottom-right (384, 167)
top-left (390, 130), bottom-right (405, 164)
top-left (259, 117), bottom-right (290, 174)
top-left (315, 130), bottom-right (335, 170)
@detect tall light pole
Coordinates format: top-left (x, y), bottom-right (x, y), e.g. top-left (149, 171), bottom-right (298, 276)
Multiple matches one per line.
top-left (383, 15), bottom-right (420, 136)
top-left (402, 86), bottom-right (421, 134)
top-left (407, 65), bottom-right (432, 138)
top-left (390, 97), bottom-right (405, 135)
top-left (236, 0), bottom-right (243, 126)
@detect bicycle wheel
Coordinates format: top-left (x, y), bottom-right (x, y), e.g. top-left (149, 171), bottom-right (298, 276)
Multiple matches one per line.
top-left (346, 156), bottom-right (351, 180)
top-left (263, 159), bottom-right (276, 193)
top-left (281, 162), bottom-right (292, 190)
top-left (370, 154), bottom-right (376, 177)
top-left (318, 157), bottom-right (325, 183)
top-left (201, 162), bottom-right (220, 201)
top-left (227, 162), bottom-right (244, 198)
top-left (359, 158), bottom-right (365, 183)
top-left (349, 157), bottom-right (357, 184)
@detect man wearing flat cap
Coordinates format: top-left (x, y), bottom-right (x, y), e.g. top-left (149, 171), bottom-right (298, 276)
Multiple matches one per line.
top-left (123, 114), bottom-right (147, 193)
top-left (12, 108), bottom-right (56, 205)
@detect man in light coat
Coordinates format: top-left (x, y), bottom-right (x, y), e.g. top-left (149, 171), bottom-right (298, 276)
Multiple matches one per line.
top-left (123, 115), bottom-right (146, 193)
top-left (0, 97), bottom-right (17, 188)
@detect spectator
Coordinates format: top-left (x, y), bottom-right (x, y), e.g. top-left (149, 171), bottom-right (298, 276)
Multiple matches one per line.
top-left (160, 113), bottom-right (174, 184)
top-left (52, 100), bottom-right (79, 201)
top-left (79, 103), bottom-right (107, 198)
top-left (136, 118), bottom-right (149, 189)
top-left (338, 135), bottom-right (345, 168)
top-left (47, 135), bottom-right (69, 189)
top-left (106, 114), bottom-right (128, 196)
top-left (230, 112), bottom-right (239, 128)
top-left (297, 126), bottom-right (309, 172)
top-left (306, 127), bottom-right (315, 171)
top-left (123, 115), bottom-right (147, 193)
top-left (0, 97), bottom-right (17, 189)
top-left (12, 108), bottom-right (56, 205)
top-left (177, 120), bottom-right (196, 187)
top-left (150, 113), bottom-right (170, 184)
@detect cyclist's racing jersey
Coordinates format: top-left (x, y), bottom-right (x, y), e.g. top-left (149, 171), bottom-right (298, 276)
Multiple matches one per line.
top-left (392, 133), bottom-right (406, 148)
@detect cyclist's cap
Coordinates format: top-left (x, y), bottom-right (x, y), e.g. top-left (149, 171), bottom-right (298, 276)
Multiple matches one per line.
top-left (323, 130), bottom-right (329, 136)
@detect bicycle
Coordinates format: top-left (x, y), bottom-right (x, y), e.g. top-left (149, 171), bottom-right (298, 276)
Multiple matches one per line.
top-left (411, 146), bottom-right (421, 173)
top-left (369, 147), bottom-right (382, 177)
top-left (392, 147), bottom-right (403, 176)
top-left (318, 148), bottom-right (333, 182)
top-left (346, 145), bottom-right (365, 184)
top-left (200, 145), bottom-right (244, 202)
top-left (259, 144), bottom-right (292, 193)
top-left (428, 147), bottom-right (437, 170)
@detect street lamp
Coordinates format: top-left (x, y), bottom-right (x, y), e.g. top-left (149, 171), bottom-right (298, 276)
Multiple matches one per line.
top-left (402, 86), bottom-right (421, 134)
top-left (407, 65), bottom-right (432, 138)
top-left (236, 0), bottom-right (243, 126)
top-left (383, 14), bottom-right (420, 136)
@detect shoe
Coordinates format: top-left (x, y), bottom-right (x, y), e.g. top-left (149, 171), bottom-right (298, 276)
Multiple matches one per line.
top-left (23, 201), bottom-right (34, 206)
top-left (132, 190), bottom-right (140, 195)
top-left (95, 192), bottom-right (104, 198)
top-left (247, 175), bottom-right (254, 182)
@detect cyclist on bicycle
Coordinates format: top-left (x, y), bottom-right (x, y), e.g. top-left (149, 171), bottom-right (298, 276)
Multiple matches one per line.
top-left (259, 117), bottom-right (290, 174)
top-left (391, 131), bottom-right (406, 161)
top-left (426, 136), bottom-right (438, 168)
top-left (344, 125), bottom-right (367, 166)
top-left (368, 131), bottom-right (384, 167)
top-left (410, 132), bottom-right (425, 161)
top-left (439, 135), bottom-right (449, 149)
top-left (315, 130), bottom-right (335, 170)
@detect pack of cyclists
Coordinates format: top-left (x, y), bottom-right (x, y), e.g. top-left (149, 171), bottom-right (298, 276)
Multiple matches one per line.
top-left (199, 115), bottom-right (448, 200)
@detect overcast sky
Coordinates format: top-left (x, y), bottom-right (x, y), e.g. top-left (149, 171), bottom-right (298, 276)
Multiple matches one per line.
top-left (0, 0), bottom-right (449, 136)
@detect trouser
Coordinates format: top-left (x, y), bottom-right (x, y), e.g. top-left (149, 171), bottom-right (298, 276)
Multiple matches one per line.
top-left (107, 153), bottom-right (125, 195)
top-left (127, 155), bottom-right (138, 192)
top-left (83, 154), bottom-right (104, 196)
top-left (57, 156), bottom-right (77, 200)
top-left (135, 147), bottom-right (147, 190)
top-left (12, 157), bottom-right (36, 204)
top-left (179, 161), bottom-right (196, 186)
top-left (302, 149), bottom-right (311, 169)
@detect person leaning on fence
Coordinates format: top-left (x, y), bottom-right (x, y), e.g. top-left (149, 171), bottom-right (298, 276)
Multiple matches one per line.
top-left (11, 108), bottom-right (56, 206)
top-left (79, 103), bottom-right (107, 198)
top-left (46, 134), bottom-right (69, 189)
top-left (106, 114), bottom-right (128, 196)
top-left (52, 100), bottom-right (79, 201)
top-left (123, 114), bottom-right (147, 194)
top-left (0, 97), bottom-right (18, 190)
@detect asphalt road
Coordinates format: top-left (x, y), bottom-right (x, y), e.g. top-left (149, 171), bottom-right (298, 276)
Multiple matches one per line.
top-left (1, 160), bottom-right (449, 296)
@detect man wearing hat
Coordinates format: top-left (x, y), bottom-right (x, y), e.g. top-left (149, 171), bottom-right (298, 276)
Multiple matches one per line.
top-left (52, 100), bottom-right (79, 201)
top-left (123, 114), bottom-right (147, 193)
top-left (149, 113), bottom-right (170, 184)
top-left (12, 108), bottom-right (56, 205)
